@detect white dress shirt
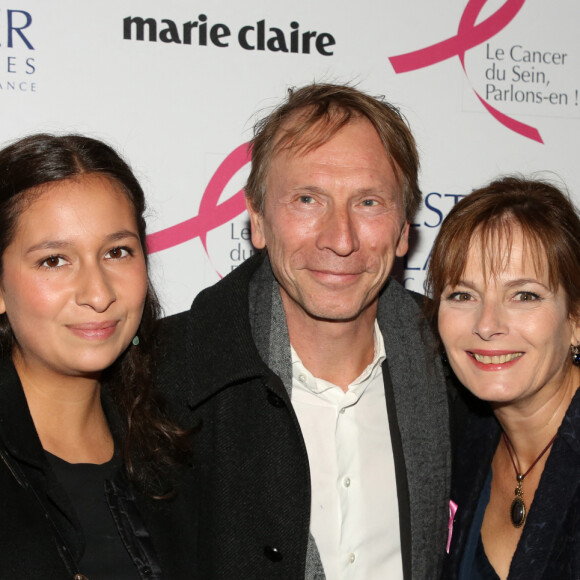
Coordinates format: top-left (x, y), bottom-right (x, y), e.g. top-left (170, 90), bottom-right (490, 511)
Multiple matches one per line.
top-left (290, 321), bottom-right (403, 580)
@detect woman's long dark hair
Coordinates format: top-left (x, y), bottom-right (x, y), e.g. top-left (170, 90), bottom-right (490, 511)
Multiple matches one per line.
top-left (0, 133), bottom-right (188, 495)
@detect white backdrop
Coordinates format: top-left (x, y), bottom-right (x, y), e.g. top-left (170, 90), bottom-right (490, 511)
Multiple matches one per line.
top-left (2, 0), bottom-right (579, 314)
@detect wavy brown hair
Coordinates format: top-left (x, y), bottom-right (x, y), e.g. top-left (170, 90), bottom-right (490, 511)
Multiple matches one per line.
top-left (425, 176), bottom-right (580, 334)
top-left (0, 133), bottom-right (188, 495)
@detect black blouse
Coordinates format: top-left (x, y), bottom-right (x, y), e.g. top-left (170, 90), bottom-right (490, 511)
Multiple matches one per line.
top-left (46, 451), bottom-right (141, 580)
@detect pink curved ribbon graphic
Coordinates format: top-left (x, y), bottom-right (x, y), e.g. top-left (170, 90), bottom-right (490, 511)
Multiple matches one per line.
top-left (389, 0), bottom-right (543, 143)
top-left (146, 142), bottom-right (251, 255)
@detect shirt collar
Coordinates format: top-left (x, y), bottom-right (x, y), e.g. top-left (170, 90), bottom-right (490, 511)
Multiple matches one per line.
top-left (291, 320), bottom-right (386, 395)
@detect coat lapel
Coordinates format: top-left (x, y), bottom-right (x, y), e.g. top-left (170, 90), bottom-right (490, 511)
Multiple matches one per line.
top-left (160, 254), bottom-right (282, 411)
top-left (377, 278), bottom-right (451, 579)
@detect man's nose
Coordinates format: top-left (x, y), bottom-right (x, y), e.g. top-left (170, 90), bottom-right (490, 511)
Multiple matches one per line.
top-left (316, 205), bottom-right (359, 256)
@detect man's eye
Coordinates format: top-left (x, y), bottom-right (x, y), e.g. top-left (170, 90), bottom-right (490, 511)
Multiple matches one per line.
top-left (299, 195), bottom-right (315, 204)
top-left (361, 199), bottom-right (378, 206)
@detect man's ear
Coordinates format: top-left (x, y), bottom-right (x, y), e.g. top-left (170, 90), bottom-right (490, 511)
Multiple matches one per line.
top-left (246, 198), bottom-right (266, 249)
top-left (395, 221), bottom-right (410, 258)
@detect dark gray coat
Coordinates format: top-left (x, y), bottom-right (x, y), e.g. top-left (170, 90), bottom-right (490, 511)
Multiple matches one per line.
top-left (158, 253), bottom-right (451, 579)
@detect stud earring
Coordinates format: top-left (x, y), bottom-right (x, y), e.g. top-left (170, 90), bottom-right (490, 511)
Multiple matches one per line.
top-left (572, 344), bottom-right (580, 366)
top-left (132, 336), bottom-right (140, 347)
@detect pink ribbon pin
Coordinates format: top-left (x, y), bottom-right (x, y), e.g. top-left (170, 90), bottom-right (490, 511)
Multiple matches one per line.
top-left (447, 500), bottom-right (458, 554)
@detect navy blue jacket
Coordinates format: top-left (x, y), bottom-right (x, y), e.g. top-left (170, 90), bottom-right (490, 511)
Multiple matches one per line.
top-left (443, 389), bottom-right (580, 579)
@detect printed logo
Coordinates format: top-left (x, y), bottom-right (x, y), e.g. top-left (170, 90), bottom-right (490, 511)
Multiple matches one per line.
top-left (0, 8), bottom-right (36, 92)
top-left (388, 0), bottom-right (543, 143)
top-left (124, 14), bottom-right (336, 56)
top-left (147, 143), bottom-right (252, 276)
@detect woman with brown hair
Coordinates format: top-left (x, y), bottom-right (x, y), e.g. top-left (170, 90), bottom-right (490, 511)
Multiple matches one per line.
top-left (0, 134), bottom-right (194, 579)
top-left (427, 176), bottom-right (580, 579)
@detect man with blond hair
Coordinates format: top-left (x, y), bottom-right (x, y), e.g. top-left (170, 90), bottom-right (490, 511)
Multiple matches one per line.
top-left (161, 83), bottom-right (451, 580)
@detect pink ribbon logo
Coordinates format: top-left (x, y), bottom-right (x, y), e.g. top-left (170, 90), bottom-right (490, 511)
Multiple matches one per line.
top-left (389, 0), bottom-right (543, 143)
top-left (146, 143), bottom-right (251, 258)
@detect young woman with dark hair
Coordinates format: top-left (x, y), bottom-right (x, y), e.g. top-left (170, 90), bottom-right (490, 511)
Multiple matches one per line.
top-left (0, 134), bottom-right (195, 579)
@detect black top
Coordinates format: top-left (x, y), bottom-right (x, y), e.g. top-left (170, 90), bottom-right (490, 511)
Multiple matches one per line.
top-left (46, 451), bottom-right (140, 580)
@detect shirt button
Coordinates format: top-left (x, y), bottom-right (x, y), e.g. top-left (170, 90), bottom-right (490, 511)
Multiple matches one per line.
top-left (348, 553), bottom-right (356, 564)
top-left (343, 477), bottom-right (351, 487)
top-left (339, 408), bottom-right (346, 414)
top-left (299, 374), bottom-right (307, 383)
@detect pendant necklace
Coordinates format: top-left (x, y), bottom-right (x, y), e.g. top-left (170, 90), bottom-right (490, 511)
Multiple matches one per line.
top-left (502, 431), bottom-right (557, 528)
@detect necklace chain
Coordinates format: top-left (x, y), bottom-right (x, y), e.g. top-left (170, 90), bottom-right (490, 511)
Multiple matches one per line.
top-left (502, 432), bottom-right (557, 480)
top-left (502, 431), bottom-right (557, 528)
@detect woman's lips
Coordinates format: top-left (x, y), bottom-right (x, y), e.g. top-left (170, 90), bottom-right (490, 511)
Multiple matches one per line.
top-left (467, 350), bottom-right (524, 371)
top-left (67, 321), bottom-right (119, 340)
